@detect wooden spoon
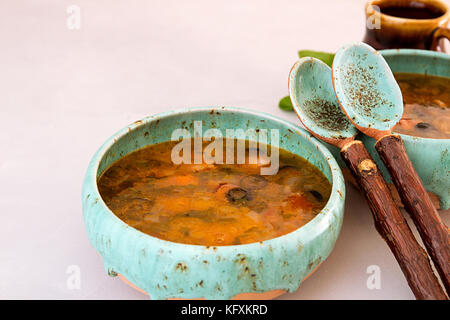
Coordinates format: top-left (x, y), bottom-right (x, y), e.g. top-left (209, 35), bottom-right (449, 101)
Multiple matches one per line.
top-left (289, 57), bottom-right (447, 300)
top-left (332, 42), bottom-right (450, 295)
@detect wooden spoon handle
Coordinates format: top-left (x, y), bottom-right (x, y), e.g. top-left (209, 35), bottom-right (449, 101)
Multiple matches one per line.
top-left (375, 134), bottom-right (450, 294)
top-left (341, 140), bottom-right (447, 300)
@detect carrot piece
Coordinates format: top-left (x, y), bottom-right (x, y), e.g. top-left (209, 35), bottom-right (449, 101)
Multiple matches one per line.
top-left (286, 194), bottom-right (313, 210)
top-left (395, 119), bottom-right (420, 131)
top-left (154, 175), bottom-right (199, 188)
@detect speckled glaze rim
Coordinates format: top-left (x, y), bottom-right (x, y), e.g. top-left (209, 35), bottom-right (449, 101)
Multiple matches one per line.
top-left (82, 106), bottom-right (345, 299)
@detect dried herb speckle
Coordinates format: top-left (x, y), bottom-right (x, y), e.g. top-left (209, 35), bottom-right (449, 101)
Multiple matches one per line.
top-left (303, 98), bottom-right (350, 132)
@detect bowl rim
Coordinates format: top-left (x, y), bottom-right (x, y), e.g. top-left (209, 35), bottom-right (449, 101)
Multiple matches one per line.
top-left (379, 48), bottom-right (450, 143)
top-left (83, 106), bottom-right (345, 253)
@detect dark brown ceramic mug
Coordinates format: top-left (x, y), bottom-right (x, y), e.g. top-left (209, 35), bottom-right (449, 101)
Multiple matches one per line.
top-left (363, 0), bottom-right (450, 51)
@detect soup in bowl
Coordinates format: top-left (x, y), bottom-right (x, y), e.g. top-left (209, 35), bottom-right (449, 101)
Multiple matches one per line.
top-left (82, 107), bottom-right (345, 299)
top-left (393, 72), bottom-right (450, 139)
top-left (97, 139), bottom-right (332, 246)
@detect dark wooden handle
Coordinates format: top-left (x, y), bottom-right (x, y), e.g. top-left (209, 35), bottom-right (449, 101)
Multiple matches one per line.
top-left (341, 140), bottom-right (447, 300)
top-left (375, 134), bottom-right (450, 295)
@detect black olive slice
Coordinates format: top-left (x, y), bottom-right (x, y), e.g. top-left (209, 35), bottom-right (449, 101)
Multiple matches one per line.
top-left (240, 174), bottom-right (268, 189)
top-left (415, 122), bottom-right (431, 129)
top-left (226, 187), bottom-right (249, 203)
top-left (308, 190), bottom-right (323, 202)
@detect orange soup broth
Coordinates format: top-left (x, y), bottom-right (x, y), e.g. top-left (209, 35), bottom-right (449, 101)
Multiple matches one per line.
top-left (98, 140), bottom-right (331, 246)
top-left (394, 73), bottom-right (450, 139)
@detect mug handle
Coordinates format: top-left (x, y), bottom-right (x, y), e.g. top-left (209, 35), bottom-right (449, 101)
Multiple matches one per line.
top-left (428, 26), bottom-right (450, 52)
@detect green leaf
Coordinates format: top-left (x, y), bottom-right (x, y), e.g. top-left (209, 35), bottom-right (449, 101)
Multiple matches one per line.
top-left (298, 50), bottom-right (335, 67)
top-left (279, 96), bottom-right (293, 111)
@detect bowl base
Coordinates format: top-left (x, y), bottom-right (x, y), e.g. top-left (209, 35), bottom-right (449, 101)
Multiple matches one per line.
top-left (117, 262), bottom-right (322, 300)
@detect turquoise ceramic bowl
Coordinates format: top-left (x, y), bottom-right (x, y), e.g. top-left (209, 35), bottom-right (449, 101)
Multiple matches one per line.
top-left (82, 107), bottom-right (345, 299)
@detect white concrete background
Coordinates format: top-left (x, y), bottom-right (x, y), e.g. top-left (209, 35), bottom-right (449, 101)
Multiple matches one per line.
top-left (0, 0), bottom-right (448, 299)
